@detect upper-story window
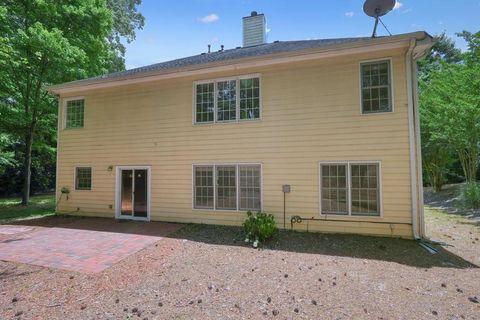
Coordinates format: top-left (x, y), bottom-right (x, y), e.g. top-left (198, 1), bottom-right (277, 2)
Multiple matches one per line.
top-left (194, 75), bottom-right (261, 124)
top-left (360, 60), bottom-right (392, 114)
top-left (65, 98), bottom-right (85, 129)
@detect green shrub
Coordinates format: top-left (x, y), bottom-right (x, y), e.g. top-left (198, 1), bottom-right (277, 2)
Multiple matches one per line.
top-left (243, 211), bottom-right (278, 247)
top-left (459, 182), bottom-right (480, 209)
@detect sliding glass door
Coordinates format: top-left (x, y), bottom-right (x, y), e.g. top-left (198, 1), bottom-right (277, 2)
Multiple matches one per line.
top-left (118, 167), bottom-right (149, 220)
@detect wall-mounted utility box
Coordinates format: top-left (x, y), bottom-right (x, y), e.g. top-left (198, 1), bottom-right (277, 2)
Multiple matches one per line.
top-left (282, 184), bottom-right (291, 193)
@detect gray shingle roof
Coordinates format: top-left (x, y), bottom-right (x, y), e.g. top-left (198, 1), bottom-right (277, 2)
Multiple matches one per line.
top-left (50, 32), bottom-right (433, 92)
top-left (96, 37), bottom-right (372, 81)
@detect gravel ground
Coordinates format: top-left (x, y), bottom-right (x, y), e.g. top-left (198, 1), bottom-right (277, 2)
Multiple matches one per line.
top-left (1, 212), bottom-right (480, 320)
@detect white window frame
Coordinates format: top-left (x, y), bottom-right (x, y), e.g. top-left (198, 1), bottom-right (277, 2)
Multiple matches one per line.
top-left (318, 161), bottom-right (383, 217)
top-left (73, 166), bottom-right (92, 191)
top-left (358, 57), bottom-right (394, 115)
top-left (192, 74), bottom-right (262, 125)
top-left (63, 96), bottom-right (85, 129)
top-left (192, 163), bottom-right (263, 212)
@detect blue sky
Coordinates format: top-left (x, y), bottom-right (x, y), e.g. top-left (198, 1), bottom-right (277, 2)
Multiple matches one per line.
top-left (124, 0), bottom-right (480, 69)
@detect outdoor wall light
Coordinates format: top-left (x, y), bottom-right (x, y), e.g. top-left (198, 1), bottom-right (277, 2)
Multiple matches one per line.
top-left (108, 165), bottom-right (113, 171)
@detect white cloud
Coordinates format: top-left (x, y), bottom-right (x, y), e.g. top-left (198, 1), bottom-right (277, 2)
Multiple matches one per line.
top-left (345, 11), bottom-right (355, 17)
top-left (198, 14), bottom-right (219, 24)
top-left (393, 2), bottom-right (403, 10)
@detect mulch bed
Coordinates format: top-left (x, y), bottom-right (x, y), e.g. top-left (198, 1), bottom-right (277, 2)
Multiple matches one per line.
top-left (1, 215), bottom-right (479, 319)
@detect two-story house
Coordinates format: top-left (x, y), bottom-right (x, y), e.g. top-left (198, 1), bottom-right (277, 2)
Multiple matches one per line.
top-left (48, 12), bottom-right (434, 239)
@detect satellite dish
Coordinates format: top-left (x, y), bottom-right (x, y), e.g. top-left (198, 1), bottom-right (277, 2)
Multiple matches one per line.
top-left (363, 0), bottom-right (396, 38)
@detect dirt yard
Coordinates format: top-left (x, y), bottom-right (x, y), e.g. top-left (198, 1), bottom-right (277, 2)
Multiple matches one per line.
top-left (1, 211), bottom-right (479, 320)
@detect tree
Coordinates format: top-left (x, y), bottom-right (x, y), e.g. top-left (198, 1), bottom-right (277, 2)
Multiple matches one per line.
top-left (418, 33), bottom-right (461, 191)
top-left (0, 1), bottom-right (112, 205)
top-left (0, 0), bottom-right (144, 203)
top-left (419, 31), bottom-right (480, 186)
top-left (106, 0), bottom-right (145, 70)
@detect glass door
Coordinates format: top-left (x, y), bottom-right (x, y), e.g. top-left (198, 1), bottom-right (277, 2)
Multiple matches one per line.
top-left (119, 168), bottom-right (149, 219)
top-left (133, 169), bottom-right (148, 218)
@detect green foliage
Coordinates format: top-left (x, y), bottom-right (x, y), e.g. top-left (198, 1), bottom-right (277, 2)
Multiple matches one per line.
top-left (243, 211), bottom-right (278, 245)
top-left (0, 0), bottom-right (144, 200)
top-left (459, 182), bottom-right (480, 209)
top-left (419, 30), bottom-right (480, 190)
top-left (107, 0), bottom-right (145, 70)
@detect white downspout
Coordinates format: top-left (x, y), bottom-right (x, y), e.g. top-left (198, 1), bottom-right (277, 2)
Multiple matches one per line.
top-left (412, 51), bottom-right (426, 238)
top-left (55, 96), bottom-right (61, 212)
top-left (406, 39), bottom-right (420, 239)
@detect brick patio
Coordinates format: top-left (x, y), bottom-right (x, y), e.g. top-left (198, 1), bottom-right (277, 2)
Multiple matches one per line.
top-left (0, 217), bottom-right (182, 273)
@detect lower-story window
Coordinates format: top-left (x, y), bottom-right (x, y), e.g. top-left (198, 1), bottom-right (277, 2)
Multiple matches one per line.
top-left (193, 163), bottom-right (262, 211)
top-left (320, 162), bottom-right (381, 216)
top-left (193, 166), bottom-right (214, 208)
top-left (75, 167), bottom-right (92, 190)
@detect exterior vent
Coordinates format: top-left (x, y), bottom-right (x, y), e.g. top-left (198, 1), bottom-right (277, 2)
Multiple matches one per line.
top-left (242, 11), bottom-right (266, 47)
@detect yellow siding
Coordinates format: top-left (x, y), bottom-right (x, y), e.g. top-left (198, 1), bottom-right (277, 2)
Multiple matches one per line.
top-left (56, 48), bottom-right (414, 238)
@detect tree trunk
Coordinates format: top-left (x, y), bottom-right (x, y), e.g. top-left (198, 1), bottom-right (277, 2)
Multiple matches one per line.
top-left (21, 130), bottom-right (34, 206)
top-left (458, 148), bottom-right (479, 182)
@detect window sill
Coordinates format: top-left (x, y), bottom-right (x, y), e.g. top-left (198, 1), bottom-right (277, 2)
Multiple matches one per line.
top-left (320, 213), bottom-right (383, 219)
top-left (192, 208), bottom-right (262, 213)
top-left (193, 118), bottom-right (262, 126)
top-left (360, 110), bottom-right (393, 116)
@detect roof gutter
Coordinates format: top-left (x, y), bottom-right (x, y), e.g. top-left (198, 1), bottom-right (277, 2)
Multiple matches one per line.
top-left (48, 33), bottom-right (428, 95)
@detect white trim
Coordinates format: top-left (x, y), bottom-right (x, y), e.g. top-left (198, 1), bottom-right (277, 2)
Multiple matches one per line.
top-left (358, 57), bottom-right (395, 115)
top-left (412, 58), bottom-right (426, 237)
top-left (55, 98), bottom-right (61, 211)
top-left (193, 73), bottom-right (262, 125)
top-left (115, 166), bottom-right (151, 221)
top-left (318, 160), bottom-right (383, 218)
top-left (63, 96), bottom-right (85, 130)
top-left (406, 39), bottom-right (420, 239)
top-left (73, 166), bottom-right (93, 191)
top-left (192, 162), bottom-right (263, 212)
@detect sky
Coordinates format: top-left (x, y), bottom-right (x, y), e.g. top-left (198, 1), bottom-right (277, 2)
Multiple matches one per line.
top-left (124, 0), bottom-right (480, 70)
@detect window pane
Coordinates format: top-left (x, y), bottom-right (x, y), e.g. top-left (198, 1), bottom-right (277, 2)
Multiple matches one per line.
top-left (239, 165), bottom-right (261, 210)
top-left (361, 61), bottom-right (392, 114)
top-left (196, 83), bottom-right (214, 123)
top-left (217, 80), bottom-right (236, 121)
top-left (194, 166), bottom-right (214, 209)
top-left (239, 77), bottom-right (260, 120)
top-left (321, 164), bottom-right (348, 214)
top-left (351, 163), bottom-right (380, 216)
top-left (75, 167), bottom-right (91, 190)
top-left (66, 99), bottom-right (84, 128)
top-left (216, 166), bottom-right (237, 210)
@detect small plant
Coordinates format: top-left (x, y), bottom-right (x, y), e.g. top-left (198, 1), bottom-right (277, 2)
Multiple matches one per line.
top-left (243, 211), bottom-right (278, 247)
top-left (459, 181), bottom-right (480, 209)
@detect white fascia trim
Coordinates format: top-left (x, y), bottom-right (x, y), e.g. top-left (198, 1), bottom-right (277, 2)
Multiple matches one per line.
top-left (406, 39), bottom-right (420, 240)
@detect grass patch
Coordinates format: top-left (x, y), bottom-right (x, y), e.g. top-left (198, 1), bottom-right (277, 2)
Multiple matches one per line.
top-left (0, 194), bottom-right (55, 223)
